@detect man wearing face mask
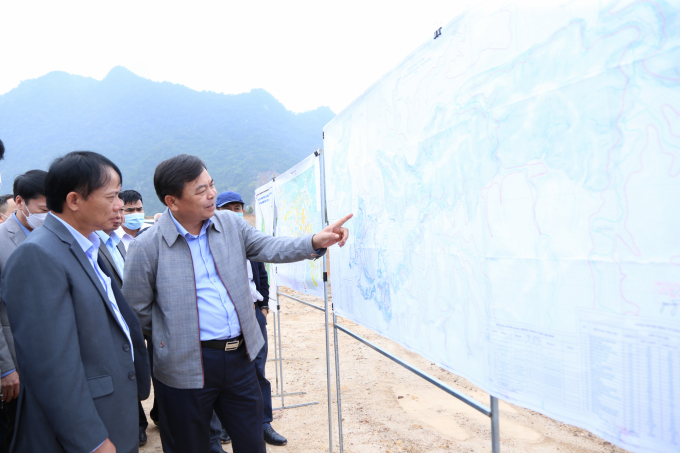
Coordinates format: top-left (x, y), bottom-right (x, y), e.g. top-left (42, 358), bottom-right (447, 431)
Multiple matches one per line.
top-left (0, 170), bottom-right (48, 452)
top-left (116, 190), bottom-right (148, 251)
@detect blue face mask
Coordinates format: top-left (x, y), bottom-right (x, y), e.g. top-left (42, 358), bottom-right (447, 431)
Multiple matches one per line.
top-left (124, 212), bottom-right (145, 230)
top-left (237, 212), bottom-right (244, 218)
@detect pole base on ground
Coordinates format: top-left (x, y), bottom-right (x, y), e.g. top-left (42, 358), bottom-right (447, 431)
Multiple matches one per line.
top-left (273, 401), bottom-right (319, 410)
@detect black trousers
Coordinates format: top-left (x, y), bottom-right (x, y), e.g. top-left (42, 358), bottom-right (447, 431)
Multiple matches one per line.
top-left (0, 397), bottom-right (17, 453)
top-left (138, 400), bottom-right (148, 430)
top-left (254, 308), bottom-right (273, 424)
top-left (155, 344), bottom-right (266, 453)
top-left (146, 337), bottom-right (223, 453)
top-left (218, 308), bottom-right (272, 438)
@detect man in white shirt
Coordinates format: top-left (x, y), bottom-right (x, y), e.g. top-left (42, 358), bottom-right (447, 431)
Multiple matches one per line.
top-left (96, 210), bottom-right (125, 288)
top-left (116, 190), bottom-right (147, 251)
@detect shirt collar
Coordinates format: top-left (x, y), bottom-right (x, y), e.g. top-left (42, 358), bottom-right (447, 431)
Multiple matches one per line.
top-left (96, 230), bottom-right (121, 246)
top-left (50, 213), bottom-right (100, 257)
top-left (168, 210), bottom-right (212, 239)
top-left (12, 212), bottom-right (32, 237)
top-left (115, 226), bottom-right (134, 239)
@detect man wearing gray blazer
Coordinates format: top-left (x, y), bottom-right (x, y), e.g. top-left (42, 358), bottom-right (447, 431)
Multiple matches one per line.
top-left (0, 170), bottom-right (48, 452)
top-left (123, 154), bottom-right (351, 453)
top-left (1, 152), bottom-right (150, 453)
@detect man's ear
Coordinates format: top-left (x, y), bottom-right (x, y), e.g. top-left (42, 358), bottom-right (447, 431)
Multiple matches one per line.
top-left (165, 195), bottom-right (179, 212)
top-left (65, 192), bottom-right (80, 213)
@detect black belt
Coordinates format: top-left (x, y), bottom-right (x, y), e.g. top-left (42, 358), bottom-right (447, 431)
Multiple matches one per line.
top-left (201, 336), bottom-right (244, 352)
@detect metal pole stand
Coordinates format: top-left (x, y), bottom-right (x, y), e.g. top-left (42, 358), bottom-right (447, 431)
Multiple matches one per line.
top-left (491, 396), bottom-right (501, 452)
top-left (267, 176), bottom-right (318, 412)
top-left (270, 306), bottom-right (319, 411)
top-left (333, 322), bottom-right (501, 452)
top-left (275, 288), bottom-right (334, 448)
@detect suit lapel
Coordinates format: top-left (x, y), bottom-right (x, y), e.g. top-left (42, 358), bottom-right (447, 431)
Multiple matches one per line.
top-left (42, 215), bottom-right (123, 328)
top-left (6, 216), bottom-right (27, 248)
top-left (117, 241), bottom-right (126, 260)
top-left (95, 255), bottom-right (130, 328)
top-left (68, 243), bottom-right (113, 313)
top-left (98, 241), bottom-right (122, 283)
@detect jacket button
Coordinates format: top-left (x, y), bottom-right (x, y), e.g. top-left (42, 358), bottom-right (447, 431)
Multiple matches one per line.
top-left (129, 372), bottom-right (136, 380)
top-left (123, 344), bottom-right (130, 352)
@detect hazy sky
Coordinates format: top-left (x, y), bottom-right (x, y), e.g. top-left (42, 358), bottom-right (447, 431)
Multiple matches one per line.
top-left (0, 1), bottom-right (471, 113)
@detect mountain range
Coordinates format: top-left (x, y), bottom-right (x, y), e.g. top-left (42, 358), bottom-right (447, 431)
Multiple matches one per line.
top-left (0, 66), bottom-right (334, 214)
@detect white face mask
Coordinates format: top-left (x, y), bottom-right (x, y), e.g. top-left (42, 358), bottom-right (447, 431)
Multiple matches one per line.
top-left (23, 204), bottom-right (47, 230)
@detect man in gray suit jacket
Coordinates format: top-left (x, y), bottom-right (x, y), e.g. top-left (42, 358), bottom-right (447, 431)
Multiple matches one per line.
top-left (0, 170), bottom-right (48, 452)
top-left (123, 154), bottom-right (351, 453)
top-left (1, 152), bottom-right (150, 453)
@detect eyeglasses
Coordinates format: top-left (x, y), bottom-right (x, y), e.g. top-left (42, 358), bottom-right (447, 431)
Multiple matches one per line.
top-left (123, 207), bottom-right (144, 213)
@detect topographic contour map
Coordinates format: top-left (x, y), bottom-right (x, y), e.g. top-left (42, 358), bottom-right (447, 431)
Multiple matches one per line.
top-left (274, 154), bottom-right (324, 297)
top-left (323, 1), bottom-right (680, 452)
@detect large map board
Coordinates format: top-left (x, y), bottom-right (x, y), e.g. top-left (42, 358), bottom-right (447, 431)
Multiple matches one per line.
top-left (255, 181), bottom-right (278, 310)
top-left (273, 153), bottom-right (324, 297)
top-left (323, 1), bottom-right (680, 452)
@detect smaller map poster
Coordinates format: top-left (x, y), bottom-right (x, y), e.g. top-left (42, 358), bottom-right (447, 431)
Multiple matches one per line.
top-left (273, 153), bottom-right (323, 297)
top-left (255, 181), bottom-right (277, 310)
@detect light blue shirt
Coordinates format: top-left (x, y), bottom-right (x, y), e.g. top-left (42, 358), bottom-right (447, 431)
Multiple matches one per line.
top-left (1, 213), bottom-right (32, 378)
top-left (96, 230), bottom-right (125, 276)
top-left (168, 211), bottom-right (241, 341)
top-left (50, 214), bottom-right (133, 361)
top-left (13, 212), bottom-right (31, 238)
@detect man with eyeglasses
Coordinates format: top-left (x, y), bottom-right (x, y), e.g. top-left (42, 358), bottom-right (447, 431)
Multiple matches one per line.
top-left (115, 190), bottom-right (148, 252)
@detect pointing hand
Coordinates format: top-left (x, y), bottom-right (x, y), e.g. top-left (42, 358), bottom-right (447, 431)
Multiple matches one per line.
top-left (311, 213), bottom-right (353, 249)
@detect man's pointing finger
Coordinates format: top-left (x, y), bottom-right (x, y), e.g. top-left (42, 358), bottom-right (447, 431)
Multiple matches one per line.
top-left (330, 213), bottom-right (353, 228)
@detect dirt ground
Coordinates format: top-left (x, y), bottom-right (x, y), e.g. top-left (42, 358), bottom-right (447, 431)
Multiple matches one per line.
top-left (140, 283), bottom-right (628, 453)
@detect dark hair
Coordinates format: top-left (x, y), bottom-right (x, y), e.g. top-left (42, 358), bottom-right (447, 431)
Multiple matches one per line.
top-left (0, 139), bottom-right (4, 160)
top-left (0, 194), bottom-right (13, 213)
top-left (119, 189), bottom-right (143, 205)
top-left (154, 154), bottom-right (206, 206)
top-left (45, 151), bottom-right (122, 213)
top-left (13, 170), bottom-right (47, 203)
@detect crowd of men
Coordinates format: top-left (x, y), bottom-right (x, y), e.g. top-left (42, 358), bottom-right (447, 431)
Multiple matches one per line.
top-left (0, 141), bottom-right (351, 453)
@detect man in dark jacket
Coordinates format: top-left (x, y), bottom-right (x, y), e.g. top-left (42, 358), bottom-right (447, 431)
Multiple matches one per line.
top-left (1, 151), bottom-right (150, 453)
top-left (216, 191), bottom-right (286, 446)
